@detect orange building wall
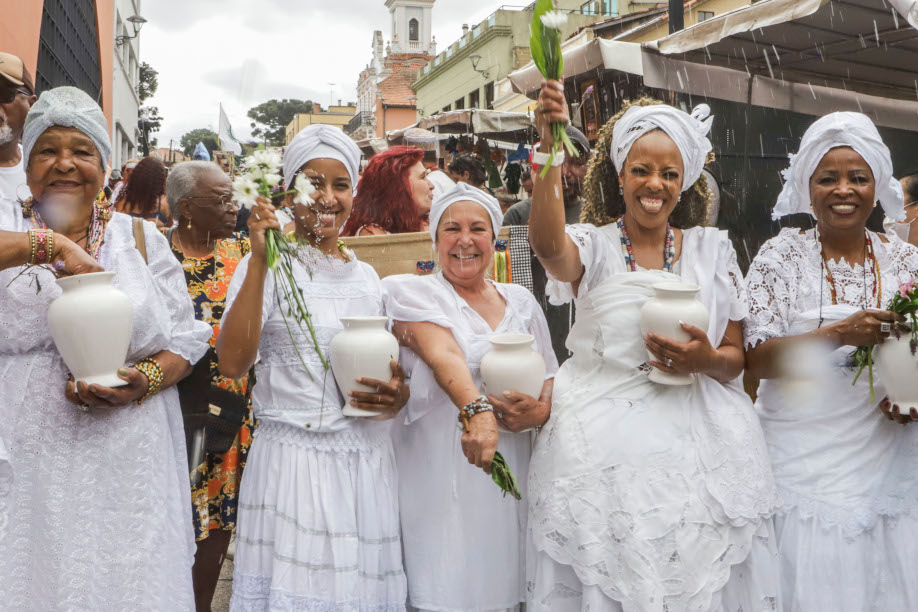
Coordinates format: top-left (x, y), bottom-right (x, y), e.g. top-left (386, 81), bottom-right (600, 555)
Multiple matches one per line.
top-left (375, 102), bottom-right (418, 137)
top-left (0, 0), bottom-right (115, 137)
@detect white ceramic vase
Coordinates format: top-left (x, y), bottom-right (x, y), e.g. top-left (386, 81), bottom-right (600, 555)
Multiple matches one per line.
top-left (330, 316), bottom-right (400, 418)
top-left (639, 281), bottom-right (710, 386)
top-left (876, 331), bottom-right (918, 414)
top-left (480, 332), bottom-right (546, 398)
top-left (47, 271), bottom-right (133, 388)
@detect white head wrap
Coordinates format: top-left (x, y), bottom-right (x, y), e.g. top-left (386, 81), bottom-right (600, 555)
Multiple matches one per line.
top-left (429, 182), bottom-right (503, 244)
top-left (404, 127), bottom-right (439, 152)
top-left (772, 111), bottom-right (904, 221)
top-left (283, 124), bottom-right (362, 190)
top-left (611, 104), bottom-right (713, 192)
top-left (22, 86), bottom-right (112, 167)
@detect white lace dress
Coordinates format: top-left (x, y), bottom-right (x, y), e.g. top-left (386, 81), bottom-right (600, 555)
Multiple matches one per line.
top-left (226, 249), bottom-right (407, 612)
top-left (744, 228), bottom-right (918, 611)
top-left (381, 273), bottom-right (559, 612)
top-left (0, 205), bottom-right (211, 610)
top-left (528, 223), bottom-right (780, 612)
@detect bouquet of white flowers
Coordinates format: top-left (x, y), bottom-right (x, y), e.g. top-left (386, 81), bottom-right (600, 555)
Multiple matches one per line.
top-left (530, 0), bottom-right (579, 176)
top-left (232, 151), bottom-right (330, 379)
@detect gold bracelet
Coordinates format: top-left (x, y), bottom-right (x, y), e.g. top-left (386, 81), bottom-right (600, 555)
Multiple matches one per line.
top-left (135, 357), bottom-right (165, 404)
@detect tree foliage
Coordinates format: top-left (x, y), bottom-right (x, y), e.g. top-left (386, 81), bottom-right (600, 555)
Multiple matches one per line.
top-left (180, 128), bottom-right (219, 157)
top-left (247, 99), bottom-right (314, 146)
top-left (138, 62), bottom-right (158, 103)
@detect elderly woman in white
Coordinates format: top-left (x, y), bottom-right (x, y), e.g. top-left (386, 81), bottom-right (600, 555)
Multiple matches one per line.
top-left (0, 87), bottom-right (211, 610)
top-left (524, 81), bottom-right (780, 611)
top-left (218, 124), bottom-right (409, 611)
top-left (744, 112), bottom-right (918, 611)
top-left (382, 182), bottom-right (558, 612)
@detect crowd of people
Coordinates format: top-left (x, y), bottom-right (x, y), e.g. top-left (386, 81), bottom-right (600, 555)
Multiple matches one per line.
top-left (2, 44), bottom-right (918, 612)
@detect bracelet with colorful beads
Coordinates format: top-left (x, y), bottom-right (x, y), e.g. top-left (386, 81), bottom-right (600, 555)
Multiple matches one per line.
top-left (28, 228), bottom-right (54, 265)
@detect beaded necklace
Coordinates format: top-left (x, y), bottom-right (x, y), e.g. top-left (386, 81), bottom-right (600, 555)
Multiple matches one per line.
top-left (617, 217), bottom-right (675, 272)
top-left (816, 228), bottom-right (881, 309)
top-left (26, 199), bottom-right (112, 262)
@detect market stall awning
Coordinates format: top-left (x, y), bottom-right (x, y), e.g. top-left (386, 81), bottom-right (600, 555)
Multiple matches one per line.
top-left (416, 109), bottom-right (537, 143)
top-left (641, 0), bottom-right (918, 130)
top-left (508, 37), bottom-right (644, 96)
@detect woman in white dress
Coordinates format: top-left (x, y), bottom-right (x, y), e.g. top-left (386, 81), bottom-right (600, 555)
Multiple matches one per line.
top-left (382, 182), bottom-right (559, 612)
top-left (218, 124), bottom-right (409, 611)
top-left (524, 81), bottom-right (780, 611)
top-left (0, 87), bottom-right (211, 610)
top-left (744, 112), bottom-right (918, 611)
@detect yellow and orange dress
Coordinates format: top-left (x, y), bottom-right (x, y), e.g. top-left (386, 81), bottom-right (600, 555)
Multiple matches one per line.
top-left (172, 234), bottom-right (254, 541)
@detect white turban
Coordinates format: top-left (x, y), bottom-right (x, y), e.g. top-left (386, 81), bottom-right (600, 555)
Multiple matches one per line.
top-left (22, 86), bottom-right (111, 168)
top-left (429, 182), bottom-right (503, 244)
top-left (772, 111), bottom-right (904, 221)
top-left (611, 104), bottom-right (713, 192)
top-left (283, 124), bottom-right (362, 190)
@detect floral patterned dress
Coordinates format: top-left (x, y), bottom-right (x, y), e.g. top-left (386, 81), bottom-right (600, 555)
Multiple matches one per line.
top-left (172, 234), bottom-right (254, 541)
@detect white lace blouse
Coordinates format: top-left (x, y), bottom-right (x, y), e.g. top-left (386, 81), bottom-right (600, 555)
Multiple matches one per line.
top-left (225, 248), bottom-right (387, 434)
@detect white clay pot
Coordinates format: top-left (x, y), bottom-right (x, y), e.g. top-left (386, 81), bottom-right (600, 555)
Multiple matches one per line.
top-left (480, 332), bottom-right (546, 398)
top-left (330, 316), bottom-right (400, 418)
top-left (876, 331), bottom-right (918, 415)
top-left (639, 282), bottom-right (710, 386)
top-left (47, 271), bottom-right (133, 388)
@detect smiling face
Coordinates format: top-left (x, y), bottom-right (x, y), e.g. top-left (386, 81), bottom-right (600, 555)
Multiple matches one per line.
top-left (435, 200), bottom-right (494, 284)
top-left (618, 129), bottom-right (683, 230)
top-left (810, 146), bottom-right (876, 234)
top-left (288, 157), bottom-right (353, 246)
top-left (408, 161), bottom-right (434, 216)
top-left (26, 126), bottom-right (104, 208)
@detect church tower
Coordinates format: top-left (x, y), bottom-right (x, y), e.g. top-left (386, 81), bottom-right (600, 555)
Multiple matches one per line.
top-left (386, 0), bottom-right (437, 55)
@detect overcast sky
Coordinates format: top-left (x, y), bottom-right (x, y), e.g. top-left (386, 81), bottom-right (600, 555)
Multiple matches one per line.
top-left (142, 0), bottom-right (502, 148)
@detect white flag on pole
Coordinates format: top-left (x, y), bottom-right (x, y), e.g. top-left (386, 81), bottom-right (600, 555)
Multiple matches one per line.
top-left (218, 104), bottom-right (242, 155)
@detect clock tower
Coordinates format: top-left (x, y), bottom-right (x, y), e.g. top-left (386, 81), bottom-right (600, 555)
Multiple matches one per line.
top-left (386, 0), bottom-right (437, 55)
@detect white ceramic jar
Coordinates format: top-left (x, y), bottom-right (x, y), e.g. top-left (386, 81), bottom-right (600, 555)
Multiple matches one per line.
top-left (876, 331), bottom-right (918, 415)
top-left (47, 271), bottom-right (133, 388)
top-left (329, 316), bottom-right (400, 418)
top-left (480, 332), bottom-right (546, 398)
top-left (639, 281), bottom-right (710, 386)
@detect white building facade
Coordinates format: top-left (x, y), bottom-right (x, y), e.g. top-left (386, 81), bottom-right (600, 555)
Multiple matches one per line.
top-left (112, 0), bottom-right (142, 168)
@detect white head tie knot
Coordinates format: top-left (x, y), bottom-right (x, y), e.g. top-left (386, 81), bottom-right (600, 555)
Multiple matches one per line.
top-left (610, 103), bottom-right (713, 192)
top-left (429, 182), bottom-right (503, 244)
top-left (773, 111), bottom-right (904, 221)
top-left (283, 124), bottom-right (362, 191)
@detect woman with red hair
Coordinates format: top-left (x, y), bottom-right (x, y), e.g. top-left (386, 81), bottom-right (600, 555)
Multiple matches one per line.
top-left (342, 145), bottom-right (433, 236)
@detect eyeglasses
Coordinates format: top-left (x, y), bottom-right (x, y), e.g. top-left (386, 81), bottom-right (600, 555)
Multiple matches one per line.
top-left (0, 87), bottom-right (31, 104)
top-left (184, 194), bottom-right (238, 210)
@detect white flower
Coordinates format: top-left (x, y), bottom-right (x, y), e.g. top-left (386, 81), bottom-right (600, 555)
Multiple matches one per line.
top-left (249, 149), bottom-right (282, 171)
top-left (264, 173), bottom-right (283, 187)
top-left (293, 174), bottom-right (317, 206)
top-left (232, 175), bottom-right (260, 208)
top-left (540, 10), bottom-right (568, 30)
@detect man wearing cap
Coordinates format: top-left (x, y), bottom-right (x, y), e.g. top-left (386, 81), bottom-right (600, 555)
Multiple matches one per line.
top-left (502, 125), bottom-right (590, 226)
top-left (0, 52), bottom-right (37, 202)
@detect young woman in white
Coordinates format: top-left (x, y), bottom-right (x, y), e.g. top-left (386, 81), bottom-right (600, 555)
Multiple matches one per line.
top-left (382, 183), bottom-right (559, 612)
top-left (218, 125), bottom-right (409, 611)
top-left (744, 112), bottom-right (918, 611)
top-left (524, 80), bottom-right (780, 611)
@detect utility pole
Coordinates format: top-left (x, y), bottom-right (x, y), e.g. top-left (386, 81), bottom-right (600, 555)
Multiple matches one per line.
top-left (669, 0), bottom-right (684, 33)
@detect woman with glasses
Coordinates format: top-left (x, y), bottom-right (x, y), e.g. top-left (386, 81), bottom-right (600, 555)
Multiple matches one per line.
top-left (164, 161), bottom-right (254, 611)
top-left (341, 145), bottom-right (433, 236)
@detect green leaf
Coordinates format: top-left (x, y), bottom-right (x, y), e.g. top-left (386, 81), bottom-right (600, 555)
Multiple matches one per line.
top-left (491, 452), bottom-right (522, 500)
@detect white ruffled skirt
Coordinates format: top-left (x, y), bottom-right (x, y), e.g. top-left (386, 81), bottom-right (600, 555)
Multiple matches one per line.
top-left (230, 421), bottom-right (407, 612)
top-left (528, 520), bottom-right (780, 612)
top-left (773, 497), bottom-right (918, 611)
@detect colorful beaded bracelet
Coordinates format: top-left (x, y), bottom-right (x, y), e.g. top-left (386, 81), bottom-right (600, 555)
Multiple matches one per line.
top-left (135, 357), bottom-right (165, 405)
top-left (457, 394), bottom-right (494, 432)
top-left (28, 228), bottom-right (53, 266)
